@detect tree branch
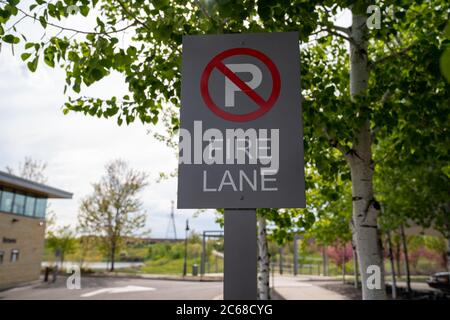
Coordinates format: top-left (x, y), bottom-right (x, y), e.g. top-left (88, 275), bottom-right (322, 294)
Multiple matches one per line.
top-left (116, 0), bottom-right (181, 54)
top-left (370, 31), bottom-right (436, 68)
top-left (323, 127), bottom-right (349, 158)
top-left (370, 43), bottom-right (416, 68)
top-left (330, 24), bottom-right (351, 36)
top-left (310, 26), bottom-right (357, 46)
top-left (6, 13), bottom-right (27, 32)
top-left (116, 0), bottom-right (151, 32)
top-left (194, 0), bottom-right (212, 20)
top-left (0, 1), bottom-right (135, 36)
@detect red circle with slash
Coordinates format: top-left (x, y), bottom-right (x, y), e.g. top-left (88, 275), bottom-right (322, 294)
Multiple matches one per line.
top-left (200, 48), bottom-right (281, 122)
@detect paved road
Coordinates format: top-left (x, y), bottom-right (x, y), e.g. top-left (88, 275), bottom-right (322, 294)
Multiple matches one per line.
top-left (0, 276), bottom-right (222, 300)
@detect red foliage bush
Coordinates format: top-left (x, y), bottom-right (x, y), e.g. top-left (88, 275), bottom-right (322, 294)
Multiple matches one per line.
top-left (327, 243), bottom-right (354, 267)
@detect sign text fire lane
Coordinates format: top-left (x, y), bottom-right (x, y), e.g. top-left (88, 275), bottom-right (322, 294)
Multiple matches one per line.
top-left (178, 32), bottom-right (305, 209)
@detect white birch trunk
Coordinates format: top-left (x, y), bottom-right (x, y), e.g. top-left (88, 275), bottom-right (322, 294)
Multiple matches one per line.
top-left (349, 8), bottom-right (386, 300)
top-left (257, 215), bottom-right (270, 300)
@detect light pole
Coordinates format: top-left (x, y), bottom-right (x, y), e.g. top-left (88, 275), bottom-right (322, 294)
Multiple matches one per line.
top-left (183, 219), bottom-right (190, 277)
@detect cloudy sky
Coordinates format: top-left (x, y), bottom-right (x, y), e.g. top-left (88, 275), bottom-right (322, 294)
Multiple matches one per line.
top-left (0, 9), bottom-right (220, 238)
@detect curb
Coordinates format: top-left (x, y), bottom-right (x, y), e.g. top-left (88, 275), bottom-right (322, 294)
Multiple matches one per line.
top-left (82, 272), bottom-right (224, 282)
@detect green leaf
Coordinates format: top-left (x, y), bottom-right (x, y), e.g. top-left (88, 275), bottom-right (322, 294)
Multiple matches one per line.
top-left (2, 34), bottom-right (20, 44)
top-left (79, 5), bottom-right (90, 17)
top-left (21, 52), bottom-right (31, 61)
top-left (0, 8), bottom-right (12, 24)
top-left (0, 25), bottom-right (4, 36)
top-left (153, 0), bottom-right (169, 10)
top-left (27, 56), bottom-right (39, 72)
top-left (440, 47), bottom-right (450, 83)
top-left (444, 22), bottom-right (450, 39)
top-left (44, 46), bottom-right (55, 67)
top-left (7, 0), bottom-right (20, 6)
top-left (90, 67), bottom-right (105, 81)
top-left (39, 16), bottom-right (47, 28)
top-left (68, 51), bottom-right (79, 62)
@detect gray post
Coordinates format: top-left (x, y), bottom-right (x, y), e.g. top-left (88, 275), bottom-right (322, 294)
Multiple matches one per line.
top-left (200, 231), bottom-right (206, 275)
top-left (293, 234), bottom-right (299, 276)
top-left (224, 209), bottom-right (257, 300)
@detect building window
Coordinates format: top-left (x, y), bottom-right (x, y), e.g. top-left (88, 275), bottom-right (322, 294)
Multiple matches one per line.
top-left (12, 193), bottom-right (25, 215)
top-left (35, 198), bottom-right (47, 218)
top-left (0, 190), bottom-right (48, 219)
top-left (0, 251), bottom-right (4, 265)
top-left (0, 191), bottom-right (14, 212)
top-left (10, 249), bottom-right (19, 263)
top-left (24, 196), bottom-right (36, 217)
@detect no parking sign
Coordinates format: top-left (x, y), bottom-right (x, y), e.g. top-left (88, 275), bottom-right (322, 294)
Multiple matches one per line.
top-left (178, 32), bottom-right (305, 209)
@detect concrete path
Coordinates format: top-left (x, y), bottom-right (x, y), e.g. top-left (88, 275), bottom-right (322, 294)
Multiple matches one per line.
top-left (273, 276), bottom-right (349, 300)
top-left (386, 280), bottom-right (440, 293)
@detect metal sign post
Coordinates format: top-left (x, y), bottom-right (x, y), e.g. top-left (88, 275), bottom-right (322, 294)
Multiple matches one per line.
top-left (178, 32), bottom-right (305, 300)
top-left (224, 209), bottom-right (257, 299)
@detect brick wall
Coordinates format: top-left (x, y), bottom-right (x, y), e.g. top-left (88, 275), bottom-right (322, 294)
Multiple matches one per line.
top-left (0, 211), bottom-right (45, 289)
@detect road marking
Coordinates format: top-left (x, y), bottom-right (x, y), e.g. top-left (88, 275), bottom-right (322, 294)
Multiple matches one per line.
top-left (81, 285), bottom-right (156, 297)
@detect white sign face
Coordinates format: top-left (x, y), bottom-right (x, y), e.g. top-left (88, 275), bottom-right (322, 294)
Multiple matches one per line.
top-left (178, 32), bottom-right (305, 209)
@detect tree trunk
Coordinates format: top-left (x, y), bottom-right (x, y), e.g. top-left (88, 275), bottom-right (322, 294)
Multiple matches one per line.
top-left (447, 238), bottom-right (450, 272)
top-left (348, 8), bottom-right (386, 300)
top-left (110, 243), bottom-right (116, 272)
top-left (395, 238), bottom-right (402, 278)
top-left (279, 247), bottom-right (283, 275)
top-left (322, 246), bottom-right (328, 276)
top-left (342, 247), bottom-right (346, 284)
top-left (446, 238), bottom-right (450, 287)
top-left (60, 252), bottom-right (65, 270)
top-left (257, 216), bottom-right (270, 300)
top-left (400, 224), bottom-right (411, 293)
top-left (387, 230), bottom-right (397, 299)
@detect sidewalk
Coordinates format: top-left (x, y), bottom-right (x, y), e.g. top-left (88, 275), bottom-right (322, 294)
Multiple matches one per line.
top-left (272, 275), bottom-right (349, 300)
top-left (386, 280), bottom-right (440, 293)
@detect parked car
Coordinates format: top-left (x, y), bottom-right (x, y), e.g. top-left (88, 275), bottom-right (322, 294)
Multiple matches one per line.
top-left (427, 272), bottom-right (450, 292)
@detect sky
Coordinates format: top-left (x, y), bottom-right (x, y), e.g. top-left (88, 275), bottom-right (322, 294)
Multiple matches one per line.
top-left (0, 5), bottom-right (221, 238)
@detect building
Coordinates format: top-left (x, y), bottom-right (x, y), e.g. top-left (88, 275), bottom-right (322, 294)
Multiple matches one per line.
top-left (0, 171), bottom-right (72, 289)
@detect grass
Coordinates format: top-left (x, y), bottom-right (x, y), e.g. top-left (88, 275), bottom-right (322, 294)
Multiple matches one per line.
top-left (139, 258), bottom-right (204, 275)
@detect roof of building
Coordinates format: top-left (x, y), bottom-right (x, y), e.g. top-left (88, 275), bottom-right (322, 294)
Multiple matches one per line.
top-left (0, 170), bottom-right (73, 199)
